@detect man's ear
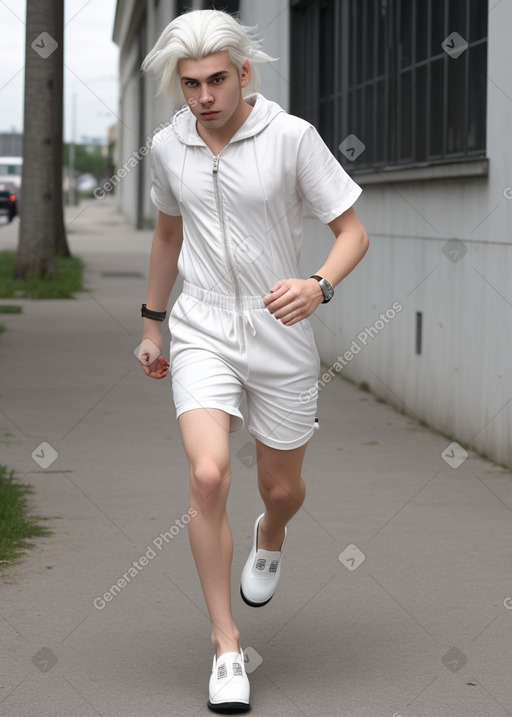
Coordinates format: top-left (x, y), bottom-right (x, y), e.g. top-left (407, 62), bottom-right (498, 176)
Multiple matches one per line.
top-left (240, 59), bottom-right (251, 88)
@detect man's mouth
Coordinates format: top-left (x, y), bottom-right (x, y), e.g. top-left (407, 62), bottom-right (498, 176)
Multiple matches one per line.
top-left (201, 111), bottom-right (220, 118)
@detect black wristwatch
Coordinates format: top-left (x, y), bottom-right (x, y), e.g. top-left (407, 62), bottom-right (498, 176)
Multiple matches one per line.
top-left (141, 303), bottom-right (167, 321)
top-left (309, 275), bottom-right (334, 304)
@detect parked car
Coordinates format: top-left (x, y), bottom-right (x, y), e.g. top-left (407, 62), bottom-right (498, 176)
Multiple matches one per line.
top-left (0, 156), bottom-right (22, 195)
top-left (0, 190), bottom-right (18, 222)
top-left (75, 173), bottom-right (98, 195)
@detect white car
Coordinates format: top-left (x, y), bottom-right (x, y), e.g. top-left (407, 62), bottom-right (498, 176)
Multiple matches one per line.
top-left (0, 156), bottom-right (22, 196)
top-left (76, 173), bottom-right (98, 195)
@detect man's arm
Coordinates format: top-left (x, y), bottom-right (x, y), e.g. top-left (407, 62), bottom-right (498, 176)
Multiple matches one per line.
top-left (263, 207), bottom-right (369, 326)
top-left (138, 211), bottom-right (183, 379)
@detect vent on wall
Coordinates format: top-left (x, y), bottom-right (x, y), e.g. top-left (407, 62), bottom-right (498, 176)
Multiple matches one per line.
top-left (415, 312), bottom-right (422, 355)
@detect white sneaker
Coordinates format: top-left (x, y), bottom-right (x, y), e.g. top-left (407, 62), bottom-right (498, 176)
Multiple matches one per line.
top-left (207, 649), bottom-right (250, 713)
top-left (240, 514), bottom-right (287, 608)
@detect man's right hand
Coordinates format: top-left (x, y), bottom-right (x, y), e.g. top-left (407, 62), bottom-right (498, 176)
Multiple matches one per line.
top-left (137, 337), bottom-right (170, 379)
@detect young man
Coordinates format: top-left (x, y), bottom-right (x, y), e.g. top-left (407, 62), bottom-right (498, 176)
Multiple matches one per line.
top-left (138, 9), bottom-right (368, 713)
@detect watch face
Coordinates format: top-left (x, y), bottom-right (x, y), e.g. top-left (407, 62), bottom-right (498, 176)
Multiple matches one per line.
top-left (320, 279), bottom-right (334, 301)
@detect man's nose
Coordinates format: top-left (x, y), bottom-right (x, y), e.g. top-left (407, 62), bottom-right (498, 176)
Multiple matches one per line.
top-left (200, 84), bottom-right (214, 104)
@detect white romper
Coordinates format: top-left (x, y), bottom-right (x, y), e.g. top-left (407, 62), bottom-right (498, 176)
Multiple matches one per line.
top-left (150, 94), bottom-right (362, 450)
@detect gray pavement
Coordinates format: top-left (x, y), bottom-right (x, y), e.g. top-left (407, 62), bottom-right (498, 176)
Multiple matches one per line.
top-left (1, 199), bottom-right (512, 717)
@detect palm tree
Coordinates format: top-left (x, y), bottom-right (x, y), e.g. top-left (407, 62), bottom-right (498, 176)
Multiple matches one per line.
top-left (15, 0), bottom-right (69, 279)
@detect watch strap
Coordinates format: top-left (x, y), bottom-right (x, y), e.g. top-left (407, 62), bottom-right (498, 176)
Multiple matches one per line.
top-left (141, 303), bottom-right (167, 321)
top-left (309, 275), bottom-right (334, 304)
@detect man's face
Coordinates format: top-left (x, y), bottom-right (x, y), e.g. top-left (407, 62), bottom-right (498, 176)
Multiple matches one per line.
top-left (178, 50), bottom-right (250, 131)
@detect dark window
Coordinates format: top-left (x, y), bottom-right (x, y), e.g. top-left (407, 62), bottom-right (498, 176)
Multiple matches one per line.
top-left (202, 0), bottom-right (240, 14)
top-left (290, 0), bottom-right (487, 172)
top-left (176, 0), bottom-right (190, 15)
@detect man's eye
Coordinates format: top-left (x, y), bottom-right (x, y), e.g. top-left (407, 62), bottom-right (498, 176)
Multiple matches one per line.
top-left (212, 77), bottom-right (224, 84)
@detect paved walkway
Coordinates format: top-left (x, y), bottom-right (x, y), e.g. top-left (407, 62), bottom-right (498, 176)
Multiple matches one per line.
top-left (1, 199), bottom-right (512, 717)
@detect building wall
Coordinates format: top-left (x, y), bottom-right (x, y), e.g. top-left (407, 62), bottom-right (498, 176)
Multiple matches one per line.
top-left (114, 0), bottom-right (144, 225)
top-left (0, 133), bottom-right (23, 156)
top-left (113, 0), bottom-right (512, 467)
top-left (239, 0), bottom-right (290, 108)
top-left (300, 1), bottom-right (512, 467)
top-left (114, 0), bottom-right (177, 225)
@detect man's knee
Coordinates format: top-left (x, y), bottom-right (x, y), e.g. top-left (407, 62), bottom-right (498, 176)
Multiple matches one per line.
top-left (190, 460), bottom-right (229, 501)
top-left (266, 479), bottom-right (305, 507)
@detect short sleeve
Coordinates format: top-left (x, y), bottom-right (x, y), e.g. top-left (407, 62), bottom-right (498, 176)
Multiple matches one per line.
top-left (150, 143), bottom-right (181, 216)
top-left (296, 125), bottom-right (362, 224)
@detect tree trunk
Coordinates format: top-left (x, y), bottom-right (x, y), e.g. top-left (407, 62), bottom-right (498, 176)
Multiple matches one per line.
top-left (15, 0), bottom-right (69, 279)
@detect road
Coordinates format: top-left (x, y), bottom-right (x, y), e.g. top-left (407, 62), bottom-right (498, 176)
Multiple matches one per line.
top-left (1, 198), bottom-right (511, 716)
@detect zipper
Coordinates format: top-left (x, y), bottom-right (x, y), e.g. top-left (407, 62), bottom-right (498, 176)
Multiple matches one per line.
top-left (212, 154), bottom-right (242, 310)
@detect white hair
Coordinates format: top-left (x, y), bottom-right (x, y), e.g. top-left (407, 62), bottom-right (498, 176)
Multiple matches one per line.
top-left (142, 9), bottom-right (276, 101)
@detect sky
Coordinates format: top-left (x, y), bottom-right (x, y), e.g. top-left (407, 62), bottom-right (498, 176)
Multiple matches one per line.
top-left (0, 0), bottom-right (119, 144)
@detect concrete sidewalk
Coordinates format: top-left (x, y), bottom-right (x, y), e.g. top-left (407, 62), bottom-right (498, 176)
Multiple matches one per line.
top-left (1, 199), bottom-right (511, 717)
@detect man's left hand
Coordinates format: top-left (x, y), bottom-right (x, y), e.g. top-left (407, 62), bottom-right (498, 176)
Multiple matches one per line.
top-left (263, 278), bottom-right (324, 326)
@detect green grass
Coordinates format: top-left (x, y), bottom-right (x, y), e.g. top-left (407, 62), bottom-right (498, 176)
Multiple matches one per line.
top-left (0, 304), bottom-right (23, 314)
top-left (0, 465), bottom-right (52, 569)
top-left (0, 324), bottom-right (5, 335)
top-left (0, 250), bottom-right (84, 299)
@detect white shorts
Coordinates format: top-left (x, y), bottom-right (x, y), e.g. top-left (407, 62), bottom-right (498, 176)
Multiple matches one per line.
top-left (169, 282), bottom-right (321, 450)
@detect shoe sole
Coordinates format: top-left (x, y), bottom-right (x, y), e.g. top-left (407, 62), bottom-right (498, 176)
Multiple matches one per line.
top-left (207, 699), bottom-right (251, 713)
top-left (239, 585), bottom-right (273, 608)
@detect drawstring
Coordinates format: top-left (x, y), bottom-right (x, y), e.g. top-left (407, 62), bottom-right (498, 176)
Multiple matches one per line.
top-left (252, 136), bottom-right (275, 272)
top-left (179, 145), bottom-right (187, 202)
top-left (243, 310), bottom-right (257, 337)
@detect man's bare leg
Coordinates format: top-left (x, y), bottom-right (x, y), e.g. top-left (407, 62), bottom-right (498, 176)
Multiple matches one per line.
top-left (178, 408), bottom-right (240, 658)
top-left (255, 441), bottom-right (308, 551)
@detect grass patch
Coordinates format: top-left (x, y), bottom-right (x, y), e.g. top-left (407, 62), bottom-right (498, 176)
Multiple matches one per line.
top-left (0, 304), bottom-right (23, 314)
top-left (0, 324), bottom-right (5, 335)
top-left (0, 250), bottom-right (84, 299)
top-left (0, 465), bottom-right (52, 569)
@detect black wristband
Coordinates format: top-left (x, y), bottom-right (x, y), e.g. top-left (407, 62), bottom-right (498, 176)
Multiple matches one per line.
top-left (141, 304), bottom-right (167, 321)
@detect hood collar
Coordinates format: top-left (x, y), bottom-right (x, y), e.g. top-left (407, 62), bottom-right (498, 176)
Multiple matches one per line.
top-left (171, 93), bottom-right (285, 147)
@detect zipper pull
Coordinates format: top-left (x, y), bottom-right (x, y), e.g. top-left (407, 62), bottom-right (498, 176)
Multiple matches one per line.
top-left (213, 156), bottom-right (219, 173)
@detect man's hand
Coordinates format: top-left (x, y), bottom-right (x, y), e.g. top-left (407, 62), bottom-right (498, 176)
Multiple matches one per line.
top-left (263, 278), bottom-right (324, 326)
top-left (137, 337), bottom-right (170, 379)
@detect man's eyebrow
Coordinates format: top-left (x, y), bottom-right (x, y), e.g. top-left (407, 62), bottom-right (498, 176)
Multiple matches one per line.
top-left (181, 70), bottom-right (229, 82)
